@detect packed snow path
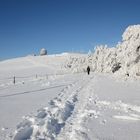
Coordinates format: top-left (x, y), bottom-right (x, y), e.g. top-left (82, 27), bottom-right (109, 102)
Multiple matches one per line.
top-left (12, 73), bottom-right (94, 140)
top-left (0, 73), bottom-right (138, 140)
top-left (0, 73), bottom-right (82, 139)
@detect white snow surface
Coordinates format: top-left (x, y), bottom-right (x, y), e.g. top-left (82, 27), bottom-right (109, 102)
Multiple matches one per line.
top-left (0, 25), bottom-right (140, 140)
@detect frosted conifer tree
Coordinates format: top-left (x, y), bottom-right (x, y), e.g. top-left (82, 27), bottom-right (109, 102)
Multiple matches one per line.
top-left (40, 48), bottom-right (47, 56)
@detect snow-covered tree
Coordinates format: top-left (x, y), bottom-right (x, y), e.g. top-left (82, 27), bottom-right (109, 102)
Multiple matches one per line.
top-left (40, 48), bottom-right (47, 56)
top-left (64, 24), bottom-right (140, 77)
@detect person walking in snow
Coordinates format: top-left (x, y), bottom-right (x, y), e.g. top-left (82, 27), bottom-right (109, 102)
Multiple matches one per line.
top-left (87, 66), bottom-right (90, 75)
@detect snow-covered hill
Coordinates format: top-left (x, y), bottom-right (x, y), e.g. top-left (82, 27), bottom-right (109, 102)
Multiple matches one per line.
top-left (0, 25), bottom-right (140, 140)
top-left (0, 53), bottom-right (88, 140)
top-left (0, 53), bottom-right (85, 77)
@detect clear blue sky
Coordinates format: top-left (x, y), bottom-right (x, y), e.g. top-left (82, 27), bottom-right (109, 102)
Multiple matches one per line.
top-left (0, 0), bottom-right (140, 59)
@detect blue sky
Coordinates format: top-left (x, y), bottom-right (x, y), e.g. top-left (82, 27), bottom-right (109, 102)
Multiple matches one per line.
top-left (0, 0), bottom-right (140, 59)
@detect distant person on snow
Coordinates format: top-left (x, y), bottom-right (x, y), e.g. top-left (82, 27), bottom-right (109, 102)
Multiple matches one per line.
top-left (87, 66), bottom-right (90, 75)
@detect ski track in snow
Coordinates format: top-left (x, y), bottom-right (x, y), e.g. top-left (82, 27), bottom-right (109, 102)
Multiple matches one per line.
top-left (56, 76), bottom-right (97, 140)
top-left (0, 83), bottom-right (70, 98)
top-left (0, 73), bottom-right (79, 140)
top-left (4, 74), bottom-right (140, 140)
top-left (57, 76), bottom-right (140, 140)
top-left (1, 73), bottom-right (140, 140)
top-left (96, 100), bottom-right (140, 121)
top-left (11, 75), bottom-right (93, 140)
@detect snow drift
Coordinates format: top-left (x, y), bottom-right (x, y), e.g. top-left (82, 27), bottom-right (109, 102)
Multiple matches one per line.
top-left (65, 25), bottom-right (140, 77)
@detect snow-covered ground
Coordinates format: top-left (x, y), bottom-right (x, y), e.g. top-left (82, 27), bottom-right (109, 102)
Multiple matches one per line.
top-left (0, 53), bottom-right (89, 139)
top-left (1, 25), bottom-right (140, 140)
top-left (0, 54), bottom-right (140, 140)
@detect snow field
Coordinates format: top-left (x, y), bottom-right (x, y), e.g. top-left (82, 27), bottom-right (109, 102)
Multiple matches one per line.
top-left (13, 74), bottom-right (92, 140)
top-left (1, 25), bottom-right (140, 140)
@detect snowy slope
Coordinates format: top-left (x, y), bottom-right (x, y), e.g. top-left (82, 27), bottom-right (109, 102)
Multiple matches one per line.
top-left (8, 73), bottom-right (140, 140)
top-left (0, 53), bottom-right (87, 139)
top-left (1, 25), bottom-right (140, 140)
